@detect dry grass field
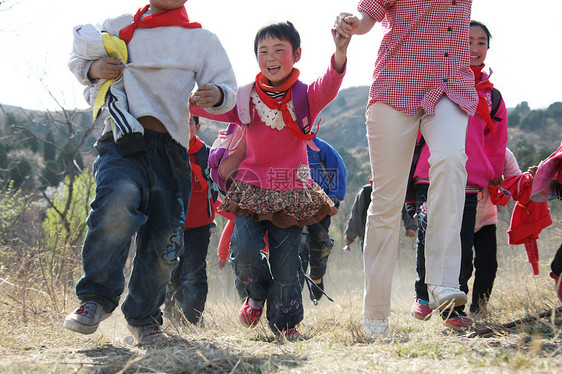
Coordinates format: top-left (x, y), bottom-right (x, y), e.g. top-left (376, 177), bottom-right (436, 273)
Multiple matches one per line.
top-left (0, 209), bottom-right (561, 373)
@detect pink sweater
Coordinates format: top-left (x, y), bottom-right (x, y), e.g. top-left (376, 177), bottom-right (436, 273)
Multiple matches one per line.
top-left (192, 56), bottom-right (345, 190)
top-left (413, 69), bottom-right (508, 191)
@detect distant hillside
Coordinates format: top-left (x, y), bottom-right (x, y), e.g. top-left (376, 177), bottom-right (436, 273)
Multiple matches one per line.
top-left (1, 87), bottom-right (561, 197)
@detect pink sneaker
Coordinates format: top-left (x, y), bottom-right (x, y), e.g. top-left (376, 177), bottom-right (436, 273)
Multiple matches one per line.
top-left (239, 298), bottom-right (263, 327)
top-left (550, 272), bottom-right (562, 302)
top-left (276, 328), bottom-right (303, 340)
top-left (411, 297), bottom-right (432, 320)
top-left (443, 315), bottom-right (474, 328)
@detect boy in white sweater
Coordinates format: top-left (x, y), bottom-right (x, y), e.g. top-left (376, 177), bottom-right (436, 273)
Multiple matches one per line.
top-left (64, 0), bottom-right (236, 344)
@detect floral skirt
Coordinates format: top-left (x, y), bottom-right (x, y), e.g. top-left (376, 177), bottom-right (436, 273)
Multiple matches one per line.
top-left (220, 180), bottom-right (337, 228)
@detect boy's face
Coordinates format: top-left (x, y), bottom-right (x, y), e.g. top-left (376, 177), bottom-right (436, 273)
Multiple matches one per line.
top-left (257, 37), bottom-right (301, 87)
top-left (150, 0), bottom-right (187, 12)
top-left (189, 117), bottom-right (200, 141)
top-left (469, 26), bottom-right (488, 67)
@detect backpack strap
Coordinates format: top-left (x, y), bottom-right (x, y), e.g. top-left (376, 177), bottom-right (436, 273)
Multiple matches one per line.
top-left (236, 83), bottom-right (255, 125)
top-left (490, 88), bottom-right (503, 122)
top-left (292, 80), bottom-right (311, 133)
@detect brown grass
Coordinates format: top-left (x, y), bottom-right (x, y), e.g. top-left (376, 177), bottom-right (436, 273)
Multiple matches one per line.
top-left (0, 215), bottom-right (560, 373)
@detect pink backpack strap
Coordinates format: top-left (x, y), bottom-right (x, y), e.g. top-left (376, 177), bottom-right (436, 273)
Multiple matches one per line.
top-left (236, 82), bottom-right (255, 125)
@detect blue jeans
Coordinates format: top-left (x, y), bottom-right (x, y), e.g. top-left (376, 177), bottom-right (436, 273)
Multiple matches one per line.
top-left (76, 130), bottom-right (190, 327)
top-left (230, 216), bottom-right (303, 332)
top-left (170, 224), bottom-right (211, 324)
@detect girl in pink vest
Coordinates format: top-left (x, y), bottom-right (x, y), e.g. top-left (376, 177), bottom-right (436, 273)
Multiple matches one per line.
top-left (191, 21), bottom-right (349, 338)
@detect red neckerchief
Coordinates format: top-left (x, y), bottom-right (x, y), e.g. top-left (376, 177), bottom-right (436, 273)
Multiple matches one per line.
top-left (254, 69), bottom-right (316, 141)
top-left (188, 135), bottom-right (207, 192)
top-left (119, 4), bottom-right (202, 44)
top-left (471, 65), bottom-right (495, 134)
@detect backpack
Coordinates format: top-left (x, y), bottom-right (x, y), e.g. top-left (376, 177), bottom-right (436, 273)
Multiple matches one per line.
top-left (193, 144), bottom-right (219, 209)
top-left (490, 88), bottom-right (502, 122)
top-left (208, 81), bottom-right (314, 193)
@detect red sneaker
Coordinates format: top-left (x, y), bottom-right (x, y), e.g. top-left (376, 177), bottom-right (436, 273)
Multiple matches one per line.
top-left (411, 297), bottom-right (432, 320)
top-left (276, 328), bottom-right (303, 340)
top-left (239, 298), bottom-right (263, 327)
top-left (443, 315), bottom-right (474, 328)
top-left (550, 272), bottom-right (562, 303)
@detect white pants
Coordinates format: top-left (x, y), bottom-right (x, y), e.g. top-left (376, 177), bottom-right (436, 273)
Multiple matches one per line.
top-left (363, 97), bottom-right (468, 320)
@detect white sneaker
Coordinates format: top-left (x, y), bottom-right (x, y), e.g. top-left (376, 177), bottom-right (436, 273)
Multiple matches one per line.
top-left (64, 301), bottom-right (111, 334)
top-left (427, 285), bottom-right (467, 310)
top-left (363, 318), bottom-right (389, 337)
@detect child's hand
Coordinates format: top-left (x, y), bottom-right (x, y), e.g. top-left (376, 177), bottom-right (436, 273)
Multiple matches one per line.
top-left (190, 84), bottom-right (223, 108)
top-left (488, 177), bottom-right (503, 187)
top-left (218, 258), bottom-right (226, 269)
top-left (332, 25), bottom-right (352, 53)
top-left (88, 57), bottom-right (125, 80)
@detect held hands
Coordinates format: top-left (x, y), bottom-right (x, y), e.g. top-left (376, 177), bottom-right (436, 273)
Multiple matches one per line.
top-left (88, 57), bottom-right (125, 80)
top-left (189, 84), bottom-right (223, 108)
top-left (334, 12), bottom-right (360, 39)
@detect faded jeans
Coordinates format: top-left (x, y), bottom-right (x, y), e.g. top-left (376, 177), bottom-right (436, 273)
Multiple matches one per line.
top-left (76, 130), bottom-right (190, 327)
top-left (230, 216), bottom-right (303, 332)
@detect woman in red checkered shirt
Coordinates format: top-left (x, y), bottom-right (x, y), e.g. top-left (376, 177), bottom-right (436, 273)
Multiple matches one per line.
top-left (335, 0), bottom-right (479, 338)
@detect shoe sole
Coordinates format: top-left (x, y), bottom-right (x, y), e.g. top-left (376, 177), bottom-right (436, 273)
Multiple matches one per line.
top-left (412, 311), bottom-right (432, 321)
top-left (429, 294), bottom-right (467, 310)
top-left (63, 318), bottom-right (98, 334)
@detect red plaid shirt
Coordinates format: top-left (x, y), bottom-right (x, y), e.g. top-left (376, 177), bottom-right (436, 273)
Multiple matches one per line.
top-left (358, 0), bottom-right (478, 116)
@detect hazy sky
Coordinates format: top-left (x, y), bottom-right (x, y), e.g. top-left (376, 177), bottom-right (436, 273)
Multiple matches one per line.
top-left (1, 0), bottom-right (561, 111)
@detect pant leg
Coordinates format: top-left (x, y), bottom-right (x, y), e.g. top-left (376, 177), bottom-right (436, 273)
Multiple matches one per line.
top-left (446, 192), bottom-right (477, 317)
top-left (471, 224), bottom-right (498, 313)
top-left (76, 138), bottom-right (149, 313)
top-left (414, 184), bottom-right (429, 301)
top-left (363, 102), bottom-right (420, 320)
top-left (179, 225), bottom-right (211, 324)
top-left (308, 215), bottom-right (334, 281)
top-left (298, 226), bottom-right (310, 281)
top-left (420, 97), bottom-right (468, 288)
top-left (266, 223), bottom-right (304, 332)
top-left (230, 216), bottom-right (271, 301)
top-left (551, 243), bottom-right (562, 276)
top-left (121, 131), bottom-right (191, 327)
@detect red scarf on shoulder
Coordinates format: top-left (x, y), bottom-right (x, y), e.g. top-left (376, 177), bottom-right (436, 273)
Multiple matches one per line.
top-left (254, 68), bottom-right (317, 141)
top-left (471, 65), bottom-right (495, 133)
top-left (119, 4), bottom-right (202, 44)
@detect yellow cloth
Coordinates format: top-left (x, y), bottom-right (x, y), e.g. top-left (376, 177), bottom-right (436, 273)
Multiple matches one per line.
top-left (93, 33), bottom-right (128, 121)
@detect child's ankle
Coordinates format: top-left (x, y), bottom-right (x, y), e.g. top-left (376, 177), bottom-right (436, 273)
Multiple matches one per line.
top-left (248, 298), bottom-right (264, 309)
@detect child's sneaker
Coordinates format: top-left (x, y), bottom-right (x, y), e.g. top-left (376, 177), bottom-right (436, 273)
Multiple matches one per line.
top-left (427, 285), bottom-right (467, 310)
top-left (411, 297), bottom-right (432, 320)
top-left (63, 301), bottom-right (111, 334)
top-left (276, 328), bottom-right (303, 341)
top-left (127, 323), bottom-right (168, 345)
top-left (550, 272), bottom-right (562, 302)
top-left (239, 297), bottom-right (263, 326)
top-left (442, 315), bottom-right (474, 328)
